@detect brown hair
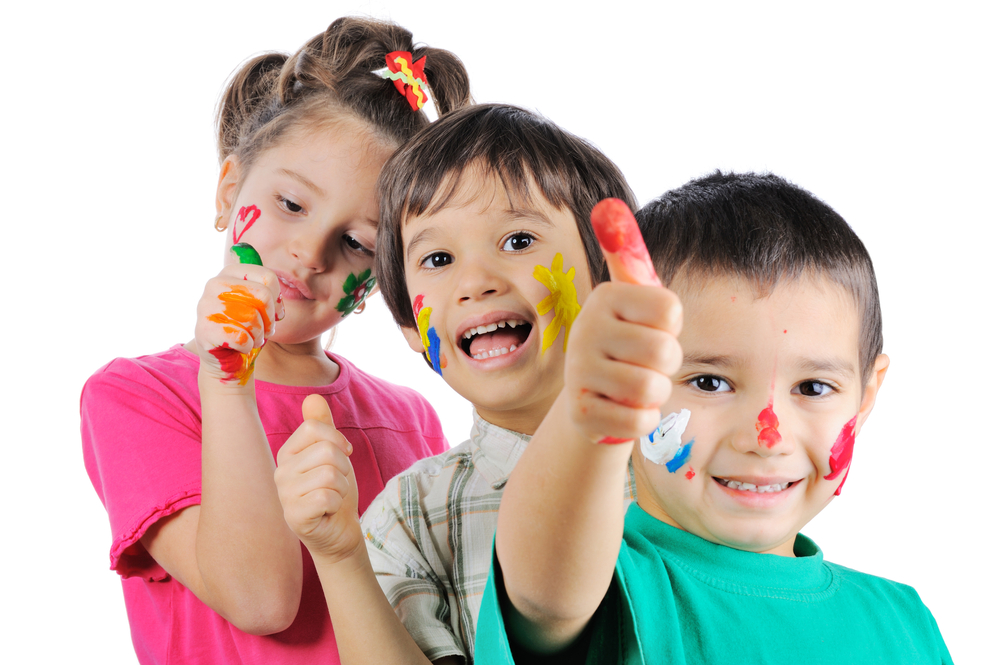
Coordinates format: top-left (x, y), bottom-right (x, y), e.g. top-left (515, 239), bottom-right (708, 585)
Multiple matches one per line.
top-left (375, 103), bottom-right (636, 329)
top-left (637, 171), bottom-right (883, 380)
top-left (216, 16), bottom-right (471, 178)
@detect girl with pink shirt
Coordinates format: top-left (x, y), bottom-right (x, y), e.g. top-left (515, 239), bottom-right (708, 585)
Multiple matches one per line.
top-left (80, 17), bottom-right (470, 664)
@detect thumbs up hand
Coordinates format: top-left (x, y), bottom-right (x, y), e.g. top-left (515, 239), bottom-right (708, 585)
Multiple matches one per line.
top-left (275, 394), bottom-right (362, 563)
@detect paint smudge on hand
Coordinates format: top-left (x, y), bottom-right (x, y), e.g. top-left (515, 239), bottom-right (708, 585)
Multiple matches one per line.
top-left (641, 409), bottom-right (691, 465)
top-left (207, 284), bottom-right (271, 384)
top-left (824, 415), bottom-right (858, 496)
top-left (336, 269), bottom-right (377, 317)
top-left (230, 242), bottom-right (262, 266)
top-left (232, 205), bottom-right (261, 244)
top-left (534, 253), bottom-right (582, 353)
top-left (590, 198), bottom-right (661, 287)
top-left (756, 400), bottom-right (781, 448)
top-left (414, 295), bottom-right (445, 375)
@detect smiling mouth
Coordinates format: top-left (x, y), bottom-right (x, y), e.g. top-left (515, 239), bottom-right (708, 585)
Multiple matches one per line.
top-left (713, 477), bottom-right (796, 493)
top-left (461, 319), bottom-right (532, 359)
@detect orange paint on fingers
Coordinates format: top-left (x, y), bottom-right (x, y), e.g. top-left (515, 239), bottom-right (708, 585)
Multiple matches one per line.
top-left (207, 284), bottom-right (271, 384)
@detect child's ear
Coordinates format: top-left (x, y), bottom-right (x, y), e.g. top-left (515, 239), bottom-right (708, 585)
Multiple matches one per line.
top-left (401, 325), bottom-right (426, 355)
top-left (856, 353), bottom-right (890, 431)
top-left (215, 156), bottom-right (241, 228)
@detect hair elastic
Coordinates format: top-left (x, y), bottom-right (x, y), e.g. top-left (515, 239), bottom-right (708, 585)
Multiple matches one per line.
top-left (374, 51), bottom-right (430, 111)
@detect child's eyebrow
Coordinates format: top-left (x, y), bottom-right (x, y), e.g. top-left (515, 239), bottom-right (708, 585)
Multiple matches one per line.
top-left (682, 353), bottom-right (738, 369)
top-left (277, 168), bottom-right (327, 197)
top-left (795, 357), bottom-right (857, 378)
top-left (406, 228), bottom-right (439, 259)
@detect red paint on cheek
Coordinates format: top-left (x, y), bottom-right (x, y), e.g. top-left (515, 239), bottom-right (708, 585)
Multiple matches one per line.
top-left (685, 467), bottom-right (696, 480)
top-left (233, 205), bottom-right (261, 244)
top-left (824, 415), bottom-right (858, 496)
top-left (755, 400), bottom-right (782, 448)
top-left (412, 294), bottom-right (425, 321)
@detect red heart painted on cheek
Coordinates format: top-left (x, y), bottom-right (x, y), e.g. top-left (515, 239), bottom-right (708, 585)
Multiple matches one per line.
top-left (233, 205), bottom-right (262, 244)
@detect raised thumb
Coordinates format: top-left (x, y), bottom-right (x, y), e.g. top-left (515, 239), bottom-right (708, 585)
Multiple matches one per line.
top-left (302, 393), bottom-right (335, 427)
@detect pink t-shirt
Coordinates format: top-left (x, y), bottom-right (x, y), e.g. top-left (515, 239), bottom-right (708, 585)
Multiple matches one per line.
top-left (81, 344), bottom-right (448, 664)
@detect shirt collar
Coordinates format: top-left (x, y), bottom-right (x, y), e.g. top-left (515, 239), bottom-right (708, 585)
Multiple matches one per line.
top-left (469, 409), bottom-right (532, 489)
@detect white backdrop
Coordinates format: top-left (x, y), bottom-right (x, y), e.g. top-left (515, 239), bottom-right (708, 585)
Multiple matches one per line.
top-left (2, 0), bottom-right (996, 661)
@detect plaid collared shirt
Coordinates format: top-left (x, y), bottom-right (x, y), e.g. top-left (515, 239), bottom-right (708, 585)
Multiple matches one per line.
top-left (362, 411), bottom-right (637, 662)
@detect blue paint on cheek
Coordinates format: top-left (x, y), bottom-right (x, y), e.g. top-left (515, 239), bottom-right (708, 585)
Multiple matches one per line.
top-left (665, 440), bottom-right (694, 473)
top-left (427, 327), bottom-right (443, 375)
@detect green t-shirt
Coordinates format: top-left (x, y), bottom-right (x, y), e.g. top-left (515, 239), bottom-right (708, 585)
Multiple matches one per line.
top-left (477, 503), bottom-right (952, 664)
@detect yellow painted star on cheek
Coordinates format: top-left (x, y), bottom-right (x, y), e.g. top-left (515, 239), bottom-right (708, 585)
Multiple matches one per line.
top-left (533, 252), bottom-right (582, 353)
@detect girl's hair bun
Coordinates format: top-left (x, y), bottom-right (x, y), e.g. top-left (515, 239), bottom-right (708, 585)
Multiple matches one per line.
top-left (216, 17), bottom-right (472, 168)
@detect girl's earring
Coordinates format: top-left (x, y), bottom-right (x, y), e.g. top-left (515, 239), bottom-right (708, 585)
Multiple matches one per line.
top-left (214, 214), bottom-right (226, 232)
top-left (355, 301), bottom-right (366, 315)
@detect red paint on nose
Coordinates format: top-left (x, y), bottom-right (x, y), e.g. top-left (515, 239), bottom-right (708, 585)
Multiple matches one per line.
top-left (824, 416), bottom-right (859, 496)
top-left (756, 401), bottom-right (781, 448)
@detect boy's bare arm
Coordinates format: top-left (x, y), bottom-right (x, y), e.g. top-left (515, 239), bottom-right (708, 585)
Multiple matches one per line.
top-left (496, 282), bottom-right (682, 653)
top-left (275, 395), bottom-right (455, 664)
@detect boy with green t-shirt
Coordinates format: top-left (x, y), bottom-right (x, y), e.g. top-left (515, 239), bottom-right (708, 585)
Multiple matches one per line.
top-left (477, 172), bottom-right (952, 663)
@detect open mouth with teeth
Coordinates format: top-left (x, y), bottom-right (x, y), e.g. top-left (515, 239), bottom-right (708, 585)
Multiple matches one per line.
top-left (713, 477), bottom-right (797, 494)
top-left (461, 319), bottom-right (533, 360)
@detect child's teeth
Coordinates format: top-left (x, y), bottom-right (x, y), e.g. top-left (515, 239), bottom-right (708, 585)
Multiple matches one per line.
top-left (472, 343), bottom-right (520, 360)
top-left (722, 478), bottom-right (790, 493)
top-left (497, 321), bottom-right (506, 328)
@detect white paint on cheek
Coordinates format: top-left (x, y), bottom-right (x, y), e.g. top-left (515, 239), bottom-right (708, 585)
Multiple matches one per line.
top-left (641, 409), bottom-right (691, 465)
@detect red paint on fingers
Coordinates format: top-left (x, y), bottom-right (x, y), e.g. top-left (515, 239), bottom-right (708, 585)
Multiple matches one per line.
top-left (208, 343), bottom-right (260, 385)
top-left (824, 416), bottom-right (858, 496)
top-left (590, 199), bottom-right (661, 287)
top-left (206, 284), bottom-right (271, 384)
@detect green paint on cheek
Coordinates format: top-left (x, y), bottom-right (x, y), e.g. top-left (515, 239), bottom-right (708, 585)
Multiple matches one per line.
top-left (336, 268), bottom-right (377, 317)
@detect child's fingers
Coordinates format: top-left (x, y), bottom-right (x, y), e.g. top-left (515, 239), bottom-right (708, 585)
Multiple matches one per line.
top-left (302, 394), bottom-right (334, 427)
top-left (572, 389), bottom-right (664, 444)
top-left (216, 265), bottom-right (282, 332)
top-left (594, 282), bottom-right (682, 337)
top-left (591, 198), bottom-right (661, 287)
top-left (575, 356), bottom-right (675, 413)
top-left (276, 397), bottom-right (351, 463)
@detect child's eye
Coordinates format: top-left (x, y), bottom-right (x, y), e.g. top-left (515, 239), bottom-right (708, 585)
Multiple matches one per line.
top-left (689, 375), bottom-right (733, 393)
top-left (502, 232), bottom-right (535, 252)
top-left (344, 234), bottom-right (374, 257)
top-left (420, 252), bottom-right (453, 269)
top-left (278, 196), bottom-right (304, 214)
top-left (793, 381), bottom-right (834, 397)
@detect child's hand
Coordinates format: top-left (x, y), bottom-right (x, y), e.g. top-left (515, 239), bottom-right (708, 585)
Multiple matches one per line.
top-left (194, 264), bottom-right (284, 385)
top-left (275, 395), bottom-right (362, 564)
top-left (564, 281), bottom-right (683, 444)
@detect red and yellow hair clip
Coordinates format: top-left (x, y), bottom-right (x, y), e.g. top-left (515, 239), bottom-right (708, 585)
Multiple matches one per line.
top-left (377, 51), bottom-right (430, 111)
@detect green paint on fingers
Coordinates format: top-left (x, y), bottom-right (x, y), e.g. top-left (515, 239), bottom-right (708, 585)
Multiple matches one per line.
top-left (231, 243), bottom-right (263, 266)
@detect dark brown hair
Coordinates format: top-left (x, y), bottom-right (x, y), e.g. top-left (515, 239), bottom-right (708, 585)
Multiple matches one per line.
top-left (375, 103), bottom-right (636, 329)
top-left (637, 171), bottom-right (883, 380)
top-left (216, 17), bottom-right (471, 178)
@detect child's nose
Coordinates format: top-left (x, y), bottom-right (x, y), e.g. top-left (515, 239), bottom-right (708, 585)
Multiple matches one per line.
top-left (730, 399), bottom-right (793, 457)
top-left (289, 226), bottom-right (332, 272)
top-left (456, 257), bottom-right (508, 302)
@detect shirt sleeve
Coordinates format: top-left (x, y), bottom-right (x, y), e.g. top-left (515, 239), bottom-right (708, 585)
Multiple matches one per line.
top-left (80, 358), bottom-right (203, 581)
top-left (475, 544), bottom-right (615, 665)
top-left (362, 472), bottom-right (465, 662)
